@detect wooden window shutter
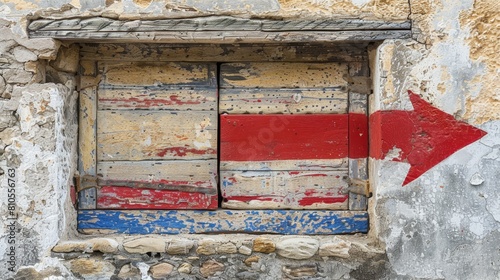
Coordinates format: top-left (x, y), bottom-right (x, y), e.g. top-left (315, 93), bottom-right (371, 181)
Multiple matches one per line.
top-left (78, 61), bottom-right (218, 210)
top-left (219, 62), bottom-right (369, 215)
top-left (77, 45), bottom-right (369, 235)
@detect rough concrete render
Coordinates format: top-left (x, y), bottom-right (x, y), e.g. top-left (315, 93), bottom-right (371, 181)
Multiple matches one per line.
top-left (0, 0), bottom-right (499, 279)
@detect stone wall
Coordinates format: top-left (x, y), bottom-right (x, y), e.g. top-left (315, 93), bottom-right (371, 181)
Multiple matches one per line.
top-left (0, 0), bottom-right (499, 279)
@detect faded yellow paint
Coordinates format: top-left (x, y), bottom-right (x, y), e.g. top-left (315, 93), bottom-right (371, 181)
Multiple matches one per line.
top-left (220, 89), bottom-right (348, 114)
top-left (194, 118), bottom-right (213, 150)
top-left (133, 0), bottom-right (152, 8)
top-left (221, 62), bottom-right (348, 88)
top-left (3, 0), bottom-right (39, 10)
top-left (276, 0), bottom-right (409, 21)
top-left (460, 0), bottom-right (500, 123)
top-left (97, 111), bottom-right (217, 161)
top-left (79, 87), bottom-right (97, 174)
top-left (101, 62), bottom-right (211, 86)
top-left (70, 0), bottom-right (81, 9)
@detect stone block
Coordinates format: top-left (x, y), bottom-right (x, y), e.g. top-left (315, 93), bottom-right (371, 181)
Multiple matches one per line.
top-left (89, 238), bottom-right (119, 254)
top-left (276, 237), bottom-right (319, 260)
top-left (49, 44), bottom-right (79, 73)
top-left (0, 111), bottom-right (17, 132)
top-left (282, 264), bottom-right (318, 278)
top-left (167, 238), bottom-right (194, 255)
top-left (196, 238), bottom-right (217, 255)
top-left (217, 242), bottom-right (237, 254)
top-left (3, 68), bottom-right (33, 84)
top-left (117, 264), bottom-right (141, 279)
top-left (238, 245), bottom-right (252, 255)
top-left (52, 241), bottom-right (91, 253)
top-left (318, 237), bottom-right (351, 258)
top-left (68, 258), bottom-right (115, 280)
top-left (123, 237), bottom-right (166, 254)
top-left (13, 46), bottom-right (37, 62)
top-left (178, 262), bottom-right (192, 274)
top-left (150, 262), bottom-right (174, 278)
top-left (244, 255), bottom-right (260, 267)
top-left (200, 259), bottom-right (225, 277)
top-left (253, 237), bottom-right (275, 253)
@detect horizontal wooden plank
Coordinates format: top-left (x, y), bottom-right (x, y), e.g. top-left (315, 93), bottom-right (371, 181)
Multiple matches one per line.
top-left (29, 30), bottom-right (412, 43)
top-left (219, 88), bottom-right (348, 114)
top-left (261, 19), bottom-right (411, 31)
top-left (97, 160), bottom-right (217, 192)
top-left (221, 171), bottom-right (348, 210)
top-left (99, 61), bottom-right (216, 88)
top-left (98, 88), bottom-right (216, 111)
top-left (97, 111), bottom-right (217, 161)
top-left (29, 17), bottom-right (410, 32)
top-left (220, 114), bottom-right (348, 161)
top-left (97, 186), bottom-right (217, 210)
top-left (220, 62), bottom-right (348, 89)
top-left (220, 159), bottom-right (348, 171)
top-left (80, 43), bottom-right (368, 63)
top-left (78, 210), bottom-right (369, 234)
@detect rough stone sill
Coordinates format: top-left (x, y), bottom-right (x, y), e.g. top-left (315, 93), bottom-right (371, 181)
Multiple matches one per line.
top-left (52, 233), bottom-right (383, 261)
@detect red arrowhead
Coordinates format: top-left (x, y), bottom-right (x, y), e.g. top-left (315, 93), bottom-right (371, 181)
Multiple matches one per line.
top-left (370, 90), bottom-right (487, 185)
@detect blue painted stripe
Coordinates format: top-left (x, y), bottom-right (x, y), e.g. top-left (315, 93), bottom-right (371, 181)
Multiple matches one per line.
top-left (78, 210), bottom-right (368, 235)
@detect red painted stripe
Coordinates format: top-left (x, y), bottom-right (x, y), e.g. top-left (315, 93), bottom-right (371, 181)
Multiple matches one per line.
top-left (223, 196), bottom-right (274, 202)
top-left (97, 186), bottom-right (218, 210)
top-left (349, 113), bottom-right (369, 158)
top-left (298, 196), bottom-right (348, 206)
top-left (98, 96), bottom-right (205, 108)
top-left (155, 147), bottom-right (217, 158)
top-left (221, 114), bottom-right (348, 161)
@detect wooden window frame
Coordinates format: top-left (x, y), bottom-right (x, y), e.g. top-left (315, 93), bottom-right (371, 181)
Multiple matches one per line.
top-left (75, 43), bottom-right (371, 235)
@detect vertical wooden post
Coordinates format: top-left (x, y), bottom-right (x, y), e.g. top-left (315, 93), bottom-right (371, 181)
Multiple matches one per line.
top-left (78, 60), bottom-right (98, 209)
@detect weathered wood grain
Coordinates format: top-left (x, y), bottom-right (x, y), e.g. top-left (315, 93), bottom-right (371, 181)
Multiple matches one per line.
top-left (80, 43), bottom-right (368, 63)
top-left (29, 30), bottom-right (412, 43)
top-left (261, 19), bottom-right (411, 31)
top-left (221, 62), bottom-right (348, 89)
top-left (99, 61), bottom-right (216, 88)
top-left (78, 85), bottom-right (97, 209)
top-left (97, 111), bottom-right (217, 161)
top-left (221, 170), bottom-right (348, 210)
top-left (97, 186), bottom-right (218, 210)
top-left (219, 88), bottom-right (348, 114)
top-left (220, 159), bottom-right (348, 171)
top-left (348, 92), bottom-right (369, 210)
top-left (220, 114), bottom-right (348, 161)
top-left (29, 17), bottom-right (410, 32)
top-left (98, 88), bottom-right (216, 111)
top-left (97, 160), bottom-right (217, 191)
top-left (78, 210), bottom-right (369, 234)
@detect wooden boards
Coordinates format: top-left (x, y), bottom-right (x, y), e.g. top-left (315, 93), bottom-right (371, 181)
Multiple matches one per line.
top-left (88, 61), bottom-right (218, 210)
top-left (219, 62), bottom-right (355, 210)
top-left (220, 114), bottom-right (348, 161)
top-left (77, 47), bottom-right (370, 234)
top-left (28, 16), bottom-right (411, 43)
top-left (78, 210), bottom-right (368, 234)
top-left (96, 160), bottom-right (217, 210)
top-left (97, 111), bottom-right (217, 161)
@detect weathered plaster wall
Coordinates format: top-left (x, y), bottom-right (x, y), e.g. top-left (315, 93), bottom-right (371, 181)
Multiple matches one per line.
top-left (0, 0), bottom-right (499, 279)
top-left (369, 0), bottom-right (500, 279)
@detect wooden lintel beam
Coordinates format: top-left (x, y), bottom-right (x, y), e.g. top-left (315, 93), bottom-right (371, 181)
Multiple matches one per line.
top-left (28, 17), bottom-right (411, 42)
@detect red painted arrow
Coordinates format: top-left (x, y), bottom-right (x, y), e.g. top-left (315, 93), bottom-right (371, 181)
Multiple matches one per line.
top-left (370, 90), bottom-right (487, 185)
